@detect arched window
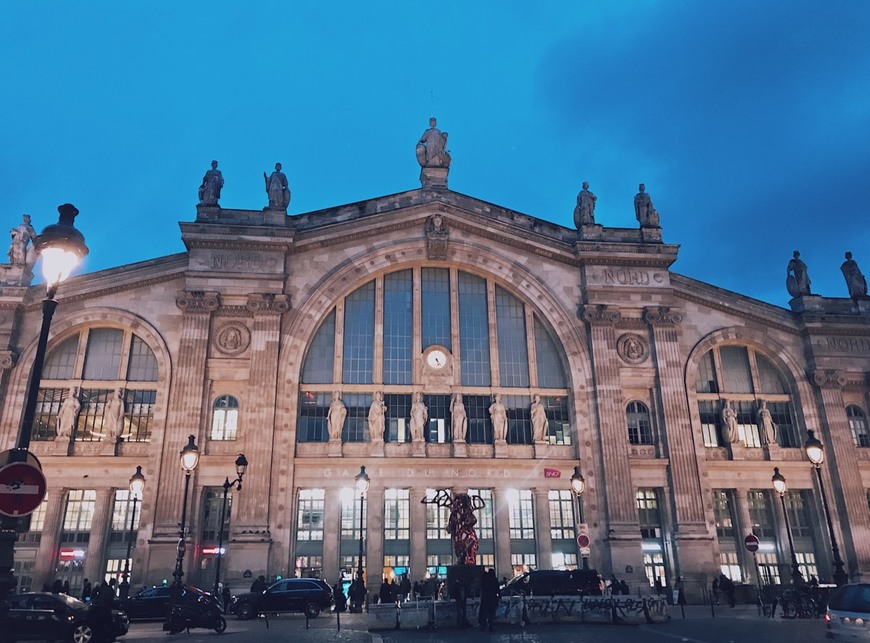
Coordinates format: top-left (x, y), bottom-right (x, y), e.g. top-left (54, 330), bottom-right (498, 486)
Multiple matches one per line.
top-left (35, 328), bottom-right (159, 442)
top-left (299, 268), bottom-right (571, 445)
top-left (695, 345), bottom-right (796, 448)
top-left (847, 406), bottom-right (870, 447)
top-left (211, 396), bottom-right (239, 441)
top-left (627, 401), bottom-right (653, 445)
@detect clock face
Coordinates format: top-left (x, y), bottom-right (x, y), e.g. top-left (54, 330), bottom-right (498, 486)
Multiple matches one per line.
top-left (426, 349), bottom-right (448, 370)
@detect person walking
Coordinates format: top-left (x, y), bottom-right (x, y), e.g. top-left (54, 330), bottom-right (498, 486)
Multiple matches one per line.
top-left (479, 569), bottom-right (500, 632)
top-left (81, 578), bottom-right (92, 602)
top-left (333, 582), bottom-right (347, 612)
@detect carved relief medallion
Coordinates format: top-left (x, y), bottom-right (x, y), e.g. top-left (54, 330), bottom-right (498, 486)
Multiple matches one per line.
top-left (617, 333), bottom-right (648, 364)
top-left (214, 322), bottom-right (251, 356)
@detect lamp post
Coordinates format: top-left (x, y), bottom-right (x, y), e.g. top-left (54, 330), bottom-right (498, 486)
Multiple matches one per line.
top-left (0, 205), bottom-right (87, 606)
top-left (213, 453), bottom-right (248, 597)
top-left (771, 467), bottom-right (803, 586)
top-left (570, 466), bottom-right (589, 570)
top-left (122, 466), bottom-right (146, 596)
top-left (354, 466), bottom-right (370, 586)
top-left (804, 430), bottom-right (848, 586)
top-left (173, 435), bottom-right (200, 592)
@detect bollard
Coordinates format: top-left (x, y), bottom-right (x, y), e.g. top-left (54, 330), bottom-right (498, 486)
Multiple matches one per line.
top-left (395, 601), bottom-right (400, 630)
top-left (336, 605), bottom-right (341, 631)
top-left (305, 609), bottom-right (310, 629)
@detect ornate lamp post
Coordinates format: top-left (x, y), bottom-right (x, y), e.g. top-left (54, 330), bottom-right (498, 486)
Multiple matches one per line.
top-left (354, 466), bottom-right (370, 585)
top-left (121, 466), bottom-right (146, 596)
top-left (0, 205), bottom-right (88, 605)
top-left (173, 435), bottom-right (201, 591)
top-left (771, 467), bottom-right (803, 586)
top-left (804, 430), bottom-right (848, 586)
top-left (213, 453), bottom-right (248, 596)
top-left (570, 466), bottom-right (589, 570)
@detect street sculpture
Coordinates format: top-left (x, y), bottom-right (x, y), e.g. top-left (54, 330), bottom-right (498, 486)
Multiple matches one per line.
top-left (422, 489), bottom-right (486, 565)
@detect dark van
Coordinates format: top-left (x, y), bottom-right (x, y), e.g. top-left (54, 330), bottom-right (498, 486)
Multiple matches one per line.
top-left (504, 570), bottom-right (602, 597)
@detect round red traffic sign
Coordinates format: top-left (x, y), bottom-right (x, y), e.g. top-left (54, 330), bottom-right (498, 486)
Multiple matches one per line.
top-left (577, 534), bottom-right (591, 548)
top-left (0, 462), bottom-right (47, 517)
top-left (744, 534), bottom-right (760, 553)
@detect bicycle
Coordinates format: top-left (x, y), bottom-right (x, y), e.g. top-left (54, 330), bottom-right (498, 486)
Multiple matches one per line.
top-left (778, 589), bottom-right (818, 619)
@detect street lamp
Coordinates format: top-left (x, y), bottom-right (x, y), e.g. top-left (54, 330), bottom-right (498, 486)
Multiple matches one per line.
top-left (121, 466), bottom-right (146, 597)
top-left (570, 466), bottom-right (589, 570)
top-left (213, 453), bottom-right (248, 596)
top-left (0, 204), bottom-right (87, 604)
top-left (804, 430), bottom-right (848, 586)
top-left (354, 466), bottom-right (370, 586)
top-left (771, 467), bottom-right (803, 586)
top-left (173, 435), bottom-right (200, 591)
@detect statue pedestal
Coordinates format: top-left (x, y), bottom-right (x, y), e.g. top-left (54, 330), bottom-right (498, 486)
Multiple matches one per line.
top-left (452, 441), bottom-right (467, 458)
top-left (533, 442), bottom-right (548, 458)
top-left (578, 223), bottom-right (603, 240)
top-left (328, 440), bottom-right (343, 457)
top-left (101, 440), bottom-right (118, 457)
top-left (420, 167), bottom-right (448, 190)
top-left (412, 441), bottom-right (426, 457)
top-left (494, 440), bottom-right (509, 459)
top-left (640, 225), bottom-right (662, 242)
top-left (53, 437), bottom-right (71, 456)
top-left (764, 443), bottom-right (782, 460)
top-left (371, 440), bottom-right (385, 457)
top-left (195, 205), bottom-right (221, 222)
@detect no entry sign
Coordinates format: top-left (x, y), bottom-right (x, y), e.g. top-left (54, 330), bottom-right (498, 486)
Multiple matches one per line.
top-left (744, 533), bottom-right (760, 553)
top-left (0, 461), bottom-right (47, 517)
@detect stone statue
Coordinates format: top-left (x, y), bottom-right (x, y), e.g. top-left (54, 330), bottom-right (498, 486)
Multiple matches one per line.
top-left (264, 162), bottom-right (291, 210)
top-left (410, 392), bottom-right (428, 442)
top-left (634, 183), bottom-right (656, 226)
top-left (841, 252), bottom-right (868, 300)
top-left (56, 386), bottom-right (80, 438)
top-left (416, 117), bottom-right (451, 168)
top-left (786, 250), bottom-right (811, 297)
top-left (530, 394), bottom-right (547, 443)
top-left (451, 393), bottom-right (467, 443)
top-left (7, 215), bottom-right (37, 267)
top-left (573, 181), bottom-right (597, 227)
top-left (104, 388), bottom-right (126, 441)
top-left (328, 391), bottom-right (347, 441)
top-left (757, 400), bottom-right (777, 446)
top-left (721, 400), bottom-right (739, 444)
top-left (368, 391), bottom-right (386, 442)
top-left (489, 394), bottom-right (507, 442)
top-left (198, 160), bottom-right (224, 206)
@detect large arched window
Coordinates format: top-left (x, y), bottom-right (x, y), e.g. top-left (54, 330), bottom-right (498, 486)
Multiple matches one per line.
top-left (627, 401), bottom-right (653, 445)
top-left (34, 328), bottom-right (159, 442)
top-left (695, 345), bottom-right (796, 448)
top-left (847, 405), bottom-right (870, 447)
top-left (299, 268), bottom-right (571, 445)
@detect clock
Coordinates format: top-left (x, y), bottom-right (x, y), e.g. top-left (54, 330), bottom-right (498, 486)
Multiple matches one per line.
top-left (426, 348), bottom-right (448, 370)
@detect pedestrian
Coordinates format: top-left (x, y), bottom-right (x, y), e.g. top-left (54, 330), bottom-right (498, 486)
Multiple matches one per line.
top-left (619, 580), bottom-right (630, 595)
top-left (451, 576), bottom-right (469, 627)
top-left (118, 577), bottom-right (130, 599)
top-left (479, 569), bottom-right (500, 632)
top-left (349, 575), bottom-right (367, 613)
top-left (399, 575), bottom-right (411, 602)
top-left (675, 576), bottom-right (686, 606)
top-left (93, 580), bottom-right (115, 641)
top-left (333, 582), bottom-right (347, 612)
top-left (379, 578), bottom-right (391, 604)
top-left (250, 575), bottom-right (268, 593)
top-left (222, 585), bottom-right (231, 612)
top-left (81, 578), bottom-right (92, 602)
top-left (719, 573), bottom-right (735, 608)
top-left (51, 579), bottom-right (63, 594)
top-left (609, 575), bottom-right (620, 595)
top-left (712, 576), bottom-right (720, 604)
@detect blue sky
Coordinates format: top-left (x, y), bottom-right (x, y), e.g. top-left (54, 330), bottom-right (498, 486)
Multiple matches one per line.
top-left (2, 2), bottom-right (868, 306)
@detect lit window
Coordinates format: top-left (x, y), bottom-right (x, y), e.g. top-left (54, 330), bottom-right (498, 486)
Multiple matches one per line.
top-left (297, 489), bottom-right (325, 541)
top-left (508, 489), bottom-right (534, 540)
top-left (384, 489), bottom-right (410, 540)
top-left (548, 490), bottom-right (575, 540)
top-left (211, 396), bottom-right (239, 441)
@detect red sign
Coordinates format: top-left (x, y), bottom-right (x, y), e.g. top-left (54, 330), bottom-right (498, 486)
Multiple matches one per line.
top-left (577, 534), bottom-right (591, 548)
top-left (744, 534), bottom-right (760, 553)
top-left (0, 462), bottom-right (47, 517)
top-left (543, 468), bottom-right (561, 478)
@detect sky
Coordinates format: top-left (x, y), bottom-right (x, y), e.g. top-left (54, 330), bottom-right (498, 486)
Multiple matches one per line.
top-left (2, 2), bottom-right (869, 307)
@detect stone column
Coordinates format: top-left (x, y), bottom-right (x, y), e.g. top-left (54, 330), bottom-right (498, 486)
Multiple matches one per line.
top-left (32, 487), bottom-right (66, 589)
top-left (410, 487), bottom-right (427, 581)
top-left (644, 306), bottom-right (716, 590)
top-left (322, 488), bottom-right (341, 579)
top-left (367, 487), bottom-right (385, 587)
top-left (83, 488), bottom-right (115, 581)
top-left (733, 489), bottom-right (756, 584)
top-left (494, 488), bottom-right (512, 578)
top-left (533, 487), bottom-right (553, 569)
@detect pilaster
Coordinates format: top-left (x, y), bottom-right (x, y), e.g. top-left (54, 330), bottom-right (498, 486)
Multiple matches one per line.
top-left (83, 488), bottom-right (114, 581)
top-left (32, 488), bottom-right (66, 589)
top-left (494, 488), bottom-right (512, 578)
top-left (367, 487), bottom-right (385, 587)
top-left (533, 487), bottom-right (553, 569)
top-left (410, 487), bottom-right (427, 582)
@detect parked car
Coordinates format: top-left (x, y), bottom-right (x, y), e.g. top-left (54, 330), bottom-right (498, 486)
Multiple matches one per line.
top-left (6, 591), bottom-right (129, 642)
top-left (503, 569), bottom-right (603, 597)
top-left (230, 578), bottom-right (333, 619)
top-left (118, 584), bottom-right (217, 620)
top-left (826, 582), bottom-right (870, 641)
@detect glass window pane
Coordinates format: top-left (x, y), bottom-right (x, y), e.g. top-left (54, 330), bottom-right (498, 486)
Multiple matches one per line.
top-left (848, 406), bottom-right (870, 447)
top-left (211, 396), bottom-right (239, 441)
top-left (384, 270), bottom-right (413, 385)
top-left (302, 311), bottom-right (335, 384)
top-left (298, 392), bottom-right (330, 442)
top-left (496, 286), bottom-right (530, 387)
top-left (422, 268), bottom-right (451, 350)
top-left (465, 395), bottom-right (493, 444)
top-left (83, 329), bottom-right (124, 380)
top-left (127, 336), bottom-right (158, 381)
top-left (44, 336), bottom-right (79, 380)
top-left (384, 488), bottom-right (410, 540)
top-left (627, 401), bottom-right (653, 445)
top-left (341, 393), bottom-right (370, 442)
top-left (718, 346), bottom-right (752, 393)
top-left (297, 489), bottom-right (325, 541)
top-left (458, 272), bottom-right (491, 386)
top-left (755, 354), bottom-right (787, 394)
top-left (342, 282), bottom-right (375, 384)
top-left (534, 317), bottom-right (566, 389)
top-left (696, 350), bottom-right (716, 393)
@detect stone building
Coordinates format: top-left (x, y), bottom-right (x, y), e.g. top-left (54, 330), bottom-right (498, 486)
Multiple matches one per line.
top-left (1, 149), bottom-right (869, 603)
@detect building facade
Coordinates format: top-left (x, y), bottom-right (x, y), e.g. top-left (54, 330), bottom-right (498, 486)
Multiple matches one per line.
top-left (1, 159), bottom-right (869, 602)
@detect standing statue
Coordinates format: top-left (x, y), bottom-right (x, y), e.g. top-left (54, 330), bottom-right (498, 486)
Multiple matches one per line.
top-left (841, 252), bottom-right (868, 300)
top-left (56, 387), bottom-right (80, 438)
top-left (328, 391), bottom-right (347, 441)
top-left (7, 215), bottom-right (37, 266)
top-left (198, 160), bottom-right (224, 207)
top-left (757, 400), bottom-right (777, 446)
top-left (421, 490), bottom-right (485, 566)
top-left (7, 229), bottom-right (25, 265)
top-left (530, 394), bottom-right (548, 443)
top-left (634, 183), bottom-right (656, 226)
top-left (721, 401), bottom-right (739, 444)
top-left (573, 181), bottom-right (597, 227)
top-left (410, 392), bottom-right (428, 442)
top-left (264, 162), bottom-right (291, 210)
top-left (416, 117), bottom-right (451, 168)
top-left (786, 250), bottom-right (811, 297)
top-left (489, 394), bottom-right (507, 442)
top-left (451, 393), bottom-right (467, 442)
top-left (368, 391), bottom-right (386, 442)
top-left (104, 388), bottom-right (126, 441)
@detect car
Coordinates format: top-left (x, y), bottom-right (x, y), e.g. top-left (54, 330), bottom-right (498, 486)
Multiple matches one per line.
top-left (230, 578), bottom-right (333, 620)
top-left (6, 591), bottom-right (129, 642)
top-left (826, 582), bottom-right (870, 641)
top-left (118, 584), bottom-right (217, 620)
top-left (503, 569), bottom-right (603, 597)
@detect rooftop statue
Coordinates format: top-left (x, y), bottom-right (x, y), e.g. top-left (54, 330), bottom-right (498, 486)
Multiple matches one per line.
top-left (786, 250), bottom-right (811, 297)
top-left (264, 162), bottom-right (291, 211)
top-left (7, 214), bottom-right (37, 267)
top-left (841, 251), bottom-right (868, 300)
top-left (198, 160), bottom-right (224, 207)
top-left (634, 183), bottom-right (657, 227)
top-left (573, 181), bottom-right (596, 227)
top-left (416, 117), bottom-right (451, 168)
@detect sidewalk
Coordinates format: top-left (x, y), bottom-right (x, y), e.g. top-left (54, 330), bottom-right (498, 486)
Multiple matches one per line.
top-left (668, 603), bottom-right (768, 619)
